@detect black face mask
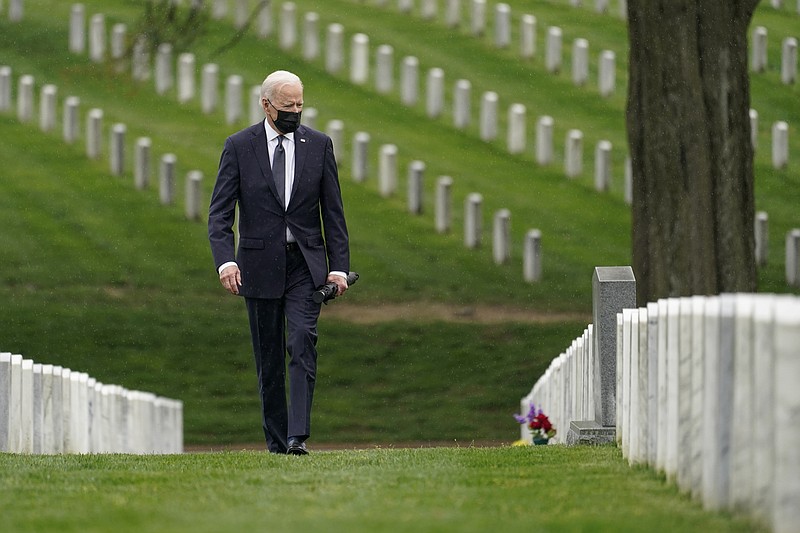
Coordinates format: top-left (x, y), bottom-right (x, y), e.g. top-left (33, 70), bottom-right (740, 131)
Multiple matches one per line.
top-left (269, 101), bottom-right (301, 134)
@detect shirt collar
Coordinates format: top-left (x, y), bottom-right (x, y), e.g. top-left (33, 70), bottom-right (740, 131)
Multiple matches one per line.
top-left (264, 119), bottom-right (295, 143)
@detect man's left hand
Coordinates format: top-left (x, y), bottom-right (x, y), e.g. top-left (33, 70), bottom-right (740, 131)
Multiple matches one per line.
top-left (327, 274), bottom-right (348, 296)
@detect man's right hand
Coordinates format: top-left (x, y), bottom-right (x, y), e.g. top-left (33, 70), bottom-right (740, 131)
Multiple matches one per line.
top-left (219, 265), bottom-right (242, 295)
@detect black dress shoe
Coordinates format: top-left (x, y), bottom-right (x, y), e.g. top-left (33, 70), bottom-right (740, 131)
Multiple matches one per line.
top-left (287, 438), bottom-right (308, 455)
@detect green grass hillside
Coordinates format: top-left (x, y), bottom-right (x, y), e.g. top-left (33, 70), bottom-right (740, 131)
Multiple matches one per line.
top-left (1, 0), bottom-right (798, 445)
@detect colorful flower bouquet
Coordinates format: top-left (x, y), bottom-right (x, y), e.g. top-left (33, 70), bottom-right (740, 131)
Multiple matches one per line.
top-left (513, 403), bottom-right (556, 445)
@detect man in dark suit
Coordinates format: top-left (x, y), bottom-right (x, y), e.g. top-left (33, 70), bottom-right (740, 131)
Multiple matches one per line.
top-left (208, 70), bottom-right (350, 455)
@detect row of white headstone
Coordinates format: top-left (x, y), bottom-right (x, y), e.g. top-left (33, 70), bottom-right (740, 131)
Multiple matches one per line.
top-left (1, 67), bottom-right (206, 221)
top-left (322, 118), bottom-right (545, 281)
top-left (0, 352), bottom-right (183, 454)
top-left (523, 292), bottom-right (800, 533)
top-left (750, 26), bottom-right (798, 84)
top-left (614, 295), bottom-right (800, 533)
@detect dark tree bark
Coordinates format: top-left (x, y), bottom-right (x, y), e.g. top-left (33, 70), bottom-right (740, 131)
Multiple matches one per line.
top-left (626, 0), bottom-right (760, 305)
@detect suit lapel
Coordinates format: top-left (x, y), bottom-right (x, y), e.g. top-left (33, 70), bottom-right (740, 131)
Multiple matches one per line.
top-left (249, 123), bottom-right (282, 204)
top-left (290, 125), bottom-right (309, 208)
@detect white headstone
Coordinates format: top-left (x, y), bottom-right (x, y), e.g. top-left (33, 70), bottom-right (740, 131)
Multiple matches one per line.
top-left (160, 153), bottom-right (177, 205)
top-left (772, 120), bottom-right (789, 169)
top-left (507, 103), bottom-right (526, 154)
top-left (772, 297), bottom-right (800, 533)
top-left (572, 38), bottom-right (589, 86)
top-left (234, 0), bottom-right (248, 29)
top-left (250, 85), bottom-right (262, 125)
top-left (154, 43), bottom-right (173, 95)
top-left (655, 298), bottom-right (668, 472)
top-left (63, 96), bottom-right (81, 144)
top-left (39, 84), bottom-right (57, 132)
top-left (786, 229), bottom-right (800, 287)
top-left (523, 229), bottom-right (542, 282)
top-left (326, 119), bottom-right (344, 162)
top-left (135, 137), bottom-right (151, 190)
top-left (750, 108), bottom-right (759, 150)
top-left (750, 296), bottom-right (775, 523)
top-left (110, 123), bottom-right (126, 176)
top-left (426, 67), bottom-right (445, 118)
top-left (624, 155), bottom-right (632, 205)
top-left (20, 359), bottom-right (34, 453)
top-left (781, 37), bottom-right (797, 84)
top-left (17, 74), bottom-right (34, 123)
top-left (645, 302), bottom-right (659, 466)
top-left (326, 23), bottom-right (345, 74)
top-left (565, 129), bottom-right (583, 178)
top-left (201, 63), bottom-right (219, 114)
top-left (40, 364), bottom-right (55, 454)
top-left (594, 140), bottom-right (612, 192)
top-left (0, 66), bottom-right (11, 112)
top-left (492, 209), bottom-right (511, 264)
top-left (69, 4), bottom-right (86, 54)
top-left (599, 50), bottom-right (616, 97)
top-left (471, 0), bottom-right (486, 37)
top-left (398, 0), bottom-right (414, 13)
top-left (401, 56), bottom-right (419, 106)
top-left (225, 74), bottom-right (243, 125)
top-left (421, 0), bottom-right (437, 19)
top-left (435, 175), bottom-right (453, 233)
top-left (729, 295), bottom-right (757, 509)
top-left (257, 0), bottom-right (273, 38)
top-left (185, 170), bottom-right (203, 221)
top-left (89, 14), bottom-right (105, 63)
top-left (60, 368), bottom-right (72, 452)
top-left (352, 132), bottom-right (370, 183)
top-left (480, 91), bottom-right (498, 141)
top-left (755, 211), bottom-right (769, 267)
top-left (0, 353), bottom-right (12, 452)
top-left (301, 106), bottom-right (317, 129)
top-left (303, 12), bottom-right (320, 60)
top-left (464, 193), bottom-right (483, 248)
top-left (520, 14), bottom-right (536, 59)
top-left (546, 27), bottom-right (563, 73)
top-left (280, 2), bottom-right (297, 50)
top-left (596, 0), bottom-right (609, 13)
top-left (408, 160), bottom-right (425, 214)
top-left (751, 26), bottom-right (768, 73)
top-left (111, 23), bottom-right (127, 71)
top-left (86, 108), bottom-right (103, 160)
top-left (494, 3), bottom-right (511, 48)
top-left (536, 115), bottom-right (554, 165)
top-left (132, 36), bottom-right (150, 81)
top-left (375, 44), bottom-right (394, 94)
top-left (9, 0), bottom-right (23, 22)
top-left (177, 53), bottom-right (195, 103)
top-left (212, 0), bottom-right (228, 19)
top-left (453, 79), bottom-right (471, 129)
top-left (379, 144), bottom-right (398, 198)
top-left (445, 0), bottom-right (461, 28)
top-left (51, 366), bottom-right (63, 453)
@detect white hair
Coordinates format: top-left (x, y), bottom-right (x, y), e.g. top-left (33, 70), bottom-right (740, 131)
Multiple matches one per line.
top-left (261, 70), bottom-right (303, 101)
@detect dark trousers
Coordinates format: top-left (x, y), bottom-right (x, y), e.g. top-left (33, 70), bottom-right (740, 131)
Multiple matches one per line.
top-left (244, 245), bottom-right (321, 453)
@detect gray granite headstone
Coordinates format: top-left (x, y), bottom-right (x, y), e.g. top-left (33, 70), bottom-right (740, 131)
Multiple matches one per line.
top-left (592, 266), bottom-right (636, 427)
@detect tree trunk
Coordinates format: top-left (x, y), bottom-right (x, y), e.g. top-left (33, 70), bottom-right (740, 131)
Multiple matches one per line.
top-left (627, 0), bottom-right (759, 305)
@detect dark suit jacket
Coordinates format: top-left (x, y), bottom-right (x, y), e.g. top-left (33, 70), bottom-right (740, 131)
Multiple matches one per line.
top-left (208, 123), bottom-right (349, 299)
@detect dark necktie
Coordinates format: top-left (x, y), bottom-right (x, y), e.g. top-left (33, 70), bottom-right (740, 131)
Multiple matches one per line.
top-left (273, 135), bottom-right (285, 208)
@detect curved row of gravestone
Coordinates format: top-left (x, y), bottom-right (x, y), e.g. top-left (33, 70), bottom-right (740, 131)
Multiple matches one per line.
top-left (525, 289), bottom-right (800, 532)
top-left (0, 351), bottom-right (183, 455)
top-left (51, 7), bottom-right (797, 282)
top-left (522, 269), bottom-right (800, 527)
top-left (0, 68), bottom-right (205, 222)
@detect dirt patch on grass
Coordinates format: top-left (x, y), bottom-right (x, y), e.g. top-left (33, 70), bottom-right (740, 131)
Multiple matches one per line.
top-left (320, 301), bottom-right (591, 325)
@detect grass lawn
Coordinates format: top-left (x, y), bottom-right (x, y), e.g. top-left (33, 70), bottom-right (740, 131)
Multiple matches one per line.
top-left (0, 446), bottom-right (765, 533)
